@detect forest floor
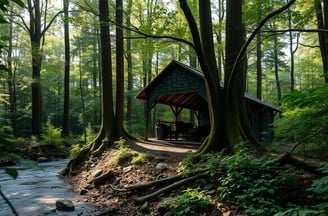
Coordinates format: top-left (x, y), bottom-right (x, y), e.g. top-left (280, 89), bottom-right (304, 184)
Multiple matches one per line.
top-left (1, 139), bottom-right (324, 215)
top-left (62, 139), bottom-right (235, 215)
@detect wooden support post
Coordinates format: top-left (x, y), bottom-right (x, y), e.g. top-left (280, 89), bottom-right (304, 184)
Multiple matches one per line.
top-left (144, 103), bottom-right (149, 140)
top-left (170, 105), bottom-right (183, 121)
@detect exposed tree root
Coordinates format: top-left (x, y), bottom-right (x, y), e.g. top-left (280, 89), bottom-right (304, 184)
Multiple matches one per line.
top-left (274, 152), bottom-right (322, 176)
top-left (62, 131), bottom-right (128, 176)
top-left (91, 140), bottom-right (108, 157)
top-left (93, 170), bottom-right (114, 186)
top-left (110, 168), bottom-right (208, 192)
top-left (124, 173), bottom-right (185, 191)
top-left (134, 171), bottom-right (209, 204)
top-left (61, 145), bottom-right (91, 175)
top-left (109, 168), bottom-right (210, 203)
top-left (109, 173), bottom-right (188, 193)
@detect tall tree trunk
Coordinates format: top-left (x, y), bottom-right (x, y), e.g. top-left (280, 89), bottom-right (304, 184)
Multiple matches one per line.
top-left (28, 0), bottom-right (42, 137)
top-left (7, 9), bottom-right (17, 137)
top-left (114, 0), bottom-right (125, 137)
top-left (216, 0), bottom-right (225, 81)
top-left (224, 0), bottom-right (260, 151)
top-left (256, 0), bottom-right (262, 100)
top-left (179, 0), bottom-right (226, 154)
top-left (315, 0), bottom-right (328, 83)
top-left (92, 28), bottom-right (100, 129)
top-left (256, 33), bottom-right (262, 100)
top-left (78, 39), bottom-right (87, 143)
top-left (126, 0), bottom-right (133, 127)
top-left (180, 0), bottom-right (262, 155)
top-left (63, 0), bottom-right (118, 175)
top-left (62, 0), bottom-right (70, 137)
top-left (97, 0), bottom-right (114, 142)
top-left (288, 4), bottom-right (295, 92)
top-left (274, 35), bottom-right (282, 103)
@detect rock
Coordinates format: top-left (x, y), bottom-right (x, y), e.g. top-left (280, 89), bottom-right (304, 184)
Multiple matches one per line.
top-left (92, 169), bottom-right (103, 178)
top-left (156, 163), bottom-right (168, 171)
top-left (79, 188), bottom-right (88, 195)
top-left (56, 199), bottom-right (75, 211)
top-left (123, 165), bottom-right (132, 172)
top-left (37, 156), bottom-right (49, 163)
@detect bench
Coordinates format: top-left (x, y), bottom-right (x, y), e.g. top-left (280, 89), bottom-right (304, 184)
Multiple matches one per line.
top-left (156, 120), bottom-right (200, 140)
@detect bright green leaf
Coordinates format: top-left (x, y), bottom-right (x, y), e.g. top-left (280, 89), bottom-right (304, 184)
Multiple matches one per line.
top-left (5, 168), bottom-right (18, 179)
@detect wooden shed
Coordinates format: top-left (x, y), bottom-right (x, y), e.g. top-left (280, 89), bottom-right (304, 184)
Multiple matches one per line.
top-left (136, 60), bottom-right (281, 142)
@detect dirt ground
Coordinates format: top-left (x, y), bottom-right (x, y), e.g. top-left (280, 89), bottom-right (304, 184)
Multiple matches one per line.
top-left (62, 139), bottom-right (231, 215)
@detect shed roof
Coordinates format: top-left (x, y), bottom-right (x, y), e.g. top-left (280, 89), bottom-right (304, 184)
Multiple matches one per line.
top-left (136, 60), bottom-right (281, 112)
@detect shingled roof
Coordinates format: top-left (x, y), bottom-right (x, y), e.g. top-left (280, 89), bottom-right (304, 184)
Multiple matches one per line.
top-left (136, 60), bottom-right (281, 113)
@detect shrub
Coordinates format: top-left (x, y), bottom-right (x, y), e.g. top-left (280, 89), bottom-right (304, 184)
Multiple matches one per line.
top-left (161, 187), bottom-right (214, 216)
top-left (178, 150), bottom-right (306, 216)
top-left (40, 120), bottom-right (63, 148)
top-left (68, 143), bottom-right (81, 159)
top-left (274, 85), bottom-right (328, 158)
top-left (274, 162), bottom-right (328, 216)
top-left (131, 152), bottom-right (153, 165)
top-left (216, 151), bottom-right (306, 215)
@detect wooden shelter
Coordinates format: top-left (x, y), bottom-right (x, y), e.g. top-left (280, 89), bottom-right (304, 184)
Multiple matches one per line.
top-left (136, 60), bottom-right (281, 142)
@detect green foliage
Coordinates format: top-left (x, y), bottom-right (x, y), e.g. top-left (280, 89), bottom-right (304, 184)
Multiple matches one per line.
top-left (4, 168), bottom-right (18, 179)
top-left (306, 162), bottom-right (328, 214)
top-left (131, 152), bottom-right (153, 165)
top-left (0, 126), bottom-right (18, 180)
top-left (177, 152), bottom-right (199, 175)
top-left (274, 162), bottom-right (328, 216)
top-left (85, 123), bottom-right (98, 143)
top-left (308, 162), bottom-right (328, 198)
top-left (113, 146), bottom-right (136, 163)
top-left (161, 187), bottom-right (214, 216)
top-left (274, 207), bottom-right (320, 216)
top-left (275, 85), bottom-right (328, 158)
top-left (216, 151), bottom-right (291, 215)
top-left (68, 143), bottom-right (81, 159)
top-left (109, 138), bottom-right (153, 166)
top-left (40, 120), bottom-right (63, 148)
top-left (178, 150), bottom-right (308, 216)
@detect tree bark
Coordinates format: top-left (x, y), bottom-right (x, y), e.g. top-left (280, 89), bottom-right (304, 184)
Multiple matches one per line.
top-left (114, 0), bottom-right (125, 138)
top-left (63, 0), bottom-right (133, 175)
top-left (256, 0), bottom-right (263, 100)
top-left (62, 0), bottom-right (70, 137)
top-left (28, 0), bottom-right (42, 137)
top-left (134, 171), bottom-right (209, 203)
top-left (179, 0), bottom-right (227, 155)
top-left (224, 0), bottom-right (258, 151)
top-left (274, 34), bottom-right (282, 103)
top-left (7, 9), bottom-right (17, 137)
top-left (126, 0), bottom-right (133, 128)
top-left (315, 0), bottom-right (328, 83)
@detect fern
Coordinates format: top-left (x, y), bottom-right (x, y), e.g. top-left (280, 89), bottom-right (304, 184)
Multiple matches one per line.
top-left (40, 120), bottom-right (63, 148)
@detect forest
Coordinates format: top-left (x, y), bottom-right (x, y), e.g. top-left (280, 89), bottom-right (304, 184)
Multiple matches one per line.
top-left (0, 0), bottom-right (328, 215)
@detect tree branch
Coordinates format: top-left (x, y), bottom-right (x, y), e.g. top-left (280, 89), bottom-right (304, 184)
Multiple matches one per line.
top-left (265, 28), bottom-right (328, 34)
top-left (5, 11), bottom-right (30, 32)
top-left (228, 0), bottom-right (296, 85)
top-left (75, 0), bottom-right (194, 48)
top-left (41, 10), bottom-right (64, 38)
top-left (0, 188), bottom-right (18, 216)
top-left (134, 171), bottom-right (209, 204)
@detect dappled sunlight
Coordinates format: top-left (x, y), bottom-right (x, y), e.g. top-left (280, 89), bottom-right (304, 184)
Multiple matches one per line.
top-left (0, 160), bottom-right (94, 215)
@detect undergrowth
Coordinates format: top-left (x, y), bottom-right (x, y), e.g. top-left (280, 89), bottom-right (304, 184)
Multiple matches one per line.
top-left (108, 138), bottom-right (153, 166)
top-left (40, 120), bottom-right (63, 148)
top-left (164, 150), bottom-right (328, 216)
top-left (160, 187), bottom-right (214, 216)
